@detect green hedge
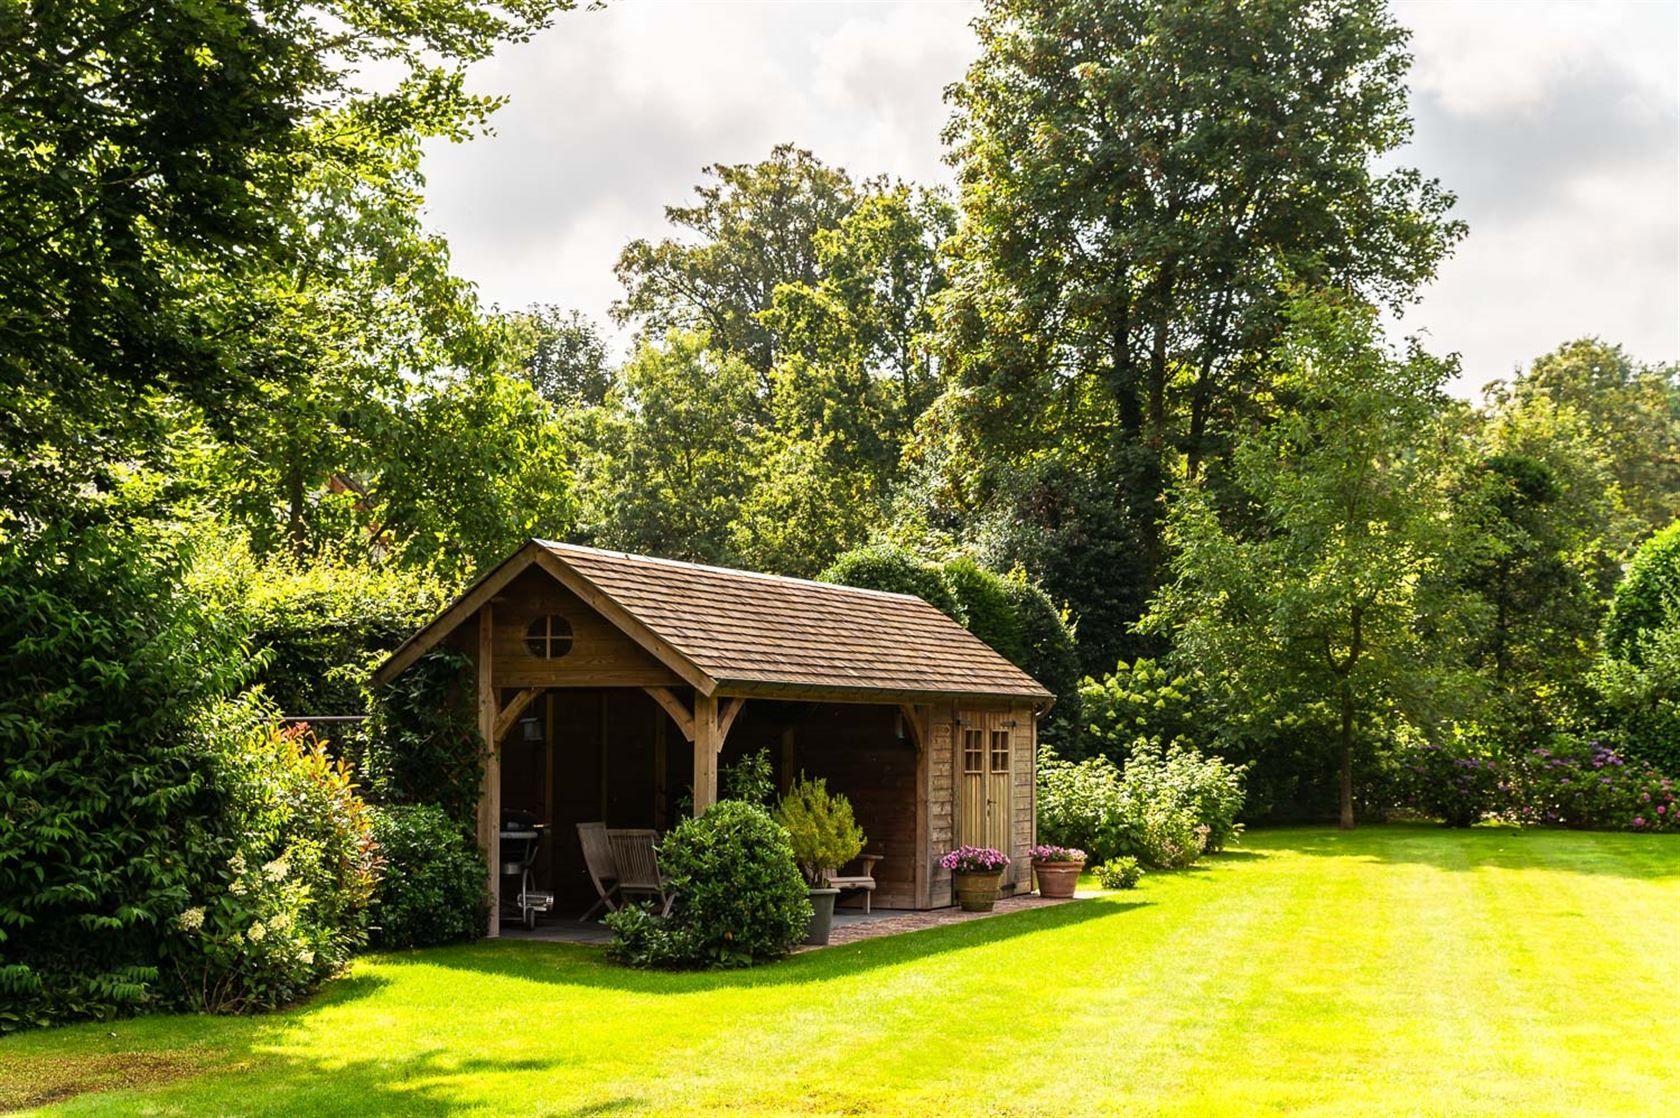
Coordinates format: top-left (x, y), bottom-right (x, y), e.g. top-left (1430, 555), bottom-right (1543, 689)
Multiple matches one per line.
top-left (367, 804), bottom-right (487, 948)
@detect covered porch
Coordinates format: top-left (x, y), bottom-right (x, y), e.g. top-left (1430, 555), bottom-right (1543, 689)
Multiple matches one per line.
top-left (371, 540), bottom-right (1052, 937)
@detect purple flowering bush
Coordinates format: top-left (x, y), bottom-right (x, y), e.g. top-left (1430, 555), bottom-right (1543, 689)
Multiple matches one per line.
top-left (1510, 735), bottom-right (1678, 833)
top-left (1398, 733), bottom-right (1505, 827)
top-left (940, 846), bottom-right (1011, 874)
top-left (1028, 844), bottom-right (1086, 864)
top-left (1395, 732), bottom-right (1678, 833)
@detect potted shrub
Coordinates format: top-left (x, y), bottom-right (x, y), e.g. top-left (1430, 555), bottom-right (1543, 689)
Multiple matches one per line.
top-left (1028, 844), bottom-right (1086, 899)
top-left (940, 846), bottom-right (1011, 912)
top-left (774, 776), bottom-right (865, 945)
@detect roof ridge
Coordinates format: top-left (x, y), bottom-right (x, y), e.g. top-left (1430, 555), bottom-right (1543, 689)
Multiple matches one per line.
top-left (533, 539), bottom-right (933, 606)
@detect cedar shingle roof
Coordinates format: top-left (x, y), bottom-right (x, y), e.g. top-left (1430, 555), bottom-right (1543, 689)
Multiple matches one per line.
top-left (536, 541), bottom-right (1051, 702)
top-left (369, 539), bottom-right (1051, 703)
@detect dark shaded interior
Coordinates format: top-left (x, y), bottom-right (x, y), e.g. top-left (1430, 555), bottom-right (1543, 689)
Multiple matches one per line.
top-left (497, 691), bottom-right (919, 913)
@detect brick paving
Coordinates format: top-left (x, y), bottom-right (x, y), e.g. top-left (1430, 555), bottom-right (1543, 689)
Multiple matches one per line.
top-left (806, 892), bottom-right (1081, 950)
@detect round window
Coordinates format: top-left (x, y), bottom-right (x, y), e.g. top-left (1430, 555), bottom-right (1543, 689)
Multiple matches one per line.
top-left (524, 615), bottom-right (574, 659)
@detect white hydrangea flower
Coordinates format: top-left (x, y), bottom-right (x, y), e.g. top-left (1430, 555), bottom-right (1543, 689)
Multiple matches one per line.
top-left (228, 852), bottom-right (247, 875)
top-left (299, 949), bottom-right (315, 966)
top-left (247, 920), bottom-right (267, 942)
top-left (176, 907), bottom-right (206, 932)
top-left (268, 911), bottom-right (292, 932)
top-left (229, 878), bottom-right (247, 896)
top-left (262, 858), bottom-right (288, 882)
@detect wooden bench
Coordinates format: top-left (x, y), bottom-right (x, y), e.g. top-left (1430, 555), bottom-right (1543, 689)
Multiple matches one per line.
top-left (827, 855), bottom-right (882, 912)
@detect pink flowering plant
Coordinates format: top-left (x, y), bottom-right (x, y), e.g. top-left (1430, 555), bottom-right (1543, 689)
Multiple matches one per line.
top-left (1028, 844), bottom-right (1086, 864)
top-left (939, 845), bottom-right (1011, 873)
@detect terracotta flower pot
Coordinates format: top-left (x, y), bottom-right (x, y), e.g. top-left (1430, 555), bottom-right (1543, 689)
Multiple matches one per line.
top-left (952, 870), bottom-right (1003, 912)
top-left (1033, 859), bottom-right (1084, 899)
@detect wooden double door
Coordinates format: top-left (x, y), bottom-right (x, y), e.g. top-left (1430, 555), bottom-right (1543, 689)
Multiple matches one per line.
top-left (957, 709), bottom-right (1015, 885)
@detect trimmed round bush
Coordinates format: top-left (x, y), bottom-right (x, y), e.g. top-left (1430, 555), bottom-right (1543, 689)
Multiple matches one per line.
top-left (819, 544), bottom-right (964, 620)
top-left (1602, 521), bottom-right (1680, 663)
top-left (606, 801), bottom-right (811, 968)
top-left (367, 804), bottom-right (488, 949)
top-left (1596, 522), bottom-right (1680, 772)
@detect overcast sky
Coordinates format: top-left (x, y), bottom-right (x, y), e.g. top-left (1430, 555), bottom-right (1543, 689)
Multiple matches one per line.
top-left (419, 0), bottom-right (1680, 396)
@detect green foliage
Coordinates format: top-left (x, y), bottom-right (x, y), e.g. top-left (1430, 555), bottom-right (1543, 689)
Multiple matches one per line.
top-left (504, 304), bottom-right (614, 407)
top-left (1035, 750), bottom-right (1129, 864)
top-left (1078, 660), bottom-right (1199, 764)
top-left (1452, 390), bottom-right (1635, 743)
top-left (730, 431), bottom-right (886, 578)
top-left (363, 650), bottom-right (486, 829)
top-left (373, 370), bottom-right (577, 580)
top-left (0, 0), bottom-right (573, 536)
top-left (1508, 736), bottom-right (1677, 833)
top-left (367, 805), bottom-right (487, 949)
top-left (577, 330), bottom-right (760, 564)
top-left (819, 544), bottom-right (964, 620)
top-left (1494, 339), bottom-right (1680, 533)
top-left (605, 802), bottom-right (811, 969)
top-left (165, 723), bottom-right (379, 1013)
top-left (1393, 731), bottom-right (1506, 828)
top-left (929, 0), bottom-right (1464, 666)
top-left (1145, 293), bottom-right (1472, 827)
top-left (774, 778), bottom-right (866, 886)
top-left (1593, 522), bottom-right (1680, 773)
top-left (0, 522), bottom-right (248, 1031)
top-left (196, 543), bottom-right (451, 718)
top-left (613, 144), bottom-right (857, 384)
top-left (1602, 522), bottom-right (1680, 664)
top-left (1036, 743), bottom-right (1246, 868)
top-left (1094, 857), bottom-right (1143, 890)
top-left (944, 557), bottom-right (1023, 661)
top-left (720, 749), bottom-right (776, 808)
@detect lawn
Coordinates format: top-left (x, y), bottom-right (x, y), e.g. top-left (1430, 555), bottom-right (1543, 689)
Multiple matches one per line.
top-left (4, 825), bottom-right (1677, 1117)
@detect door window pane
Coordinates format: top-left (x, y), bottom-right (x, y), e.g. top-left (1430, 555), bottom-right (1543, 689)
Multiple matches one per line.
top-left (962, 729), bottom-right (984, 774)
top-left (990, 729), bottom-right (1010, 773)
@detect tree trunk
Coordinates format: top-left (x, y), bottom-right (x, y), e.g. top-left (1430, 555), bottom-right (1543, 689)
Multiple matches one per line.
top-left (1338, 678), bottom-right (1356, 831)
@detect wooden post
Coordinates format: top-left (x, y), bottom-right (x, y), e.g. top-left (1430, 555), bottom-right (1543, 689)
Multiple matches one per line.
top-left (476, 604), bottom-right (501, 938)
top-left (693, 692), bottom-right (719, 813)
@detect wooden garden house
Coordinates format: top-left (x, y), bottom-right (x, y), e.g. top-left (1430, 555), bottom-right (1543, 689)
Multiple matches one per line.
top-left (371, 540), bottom-right (1052, 936)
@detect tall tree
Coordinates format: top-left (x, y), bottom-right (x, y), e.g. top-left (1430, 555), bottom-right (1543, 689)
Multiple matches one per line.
top-left (931, 0), bottom-right (1463, 666)
top-left (1453, 391), bottom-right (1636, 739)
top-left (0, 0), bottom-right (571, 535)
top-left (503, 304), bottom-right (614, 407)
top-left (1485, 338), bottom-right (1680, 534)
top-left (1144, 294), bottom-right (1468, 828)
top-left (613, 144), bottom-right (856, 389)
top-left (576, 330), bottom-right (759, 564)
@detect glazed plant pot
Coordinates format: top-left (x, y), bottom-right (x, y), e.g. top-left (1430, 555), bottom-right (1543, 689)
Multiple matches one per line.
top-left (805, 887), bottom-right (840, 945)
top-left (952, 870), bottom-right (1003, 913)
top-left (1033, 859), bottom-right (1084, 899)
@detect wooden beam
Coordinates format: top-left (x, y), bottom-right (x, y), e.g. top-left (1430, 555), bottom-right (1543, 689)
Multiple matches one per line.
top-left (913, 703), bottom-right (931, 908)
top-left (693, 692), bottom-right (720, 813)
top-left (643, 686), bottom-right (695, 742)
top-left (476, 604), bottom-right (501, 938)
top-left (492, 687), bottom-right (542, 744)
top-left (716, 696), bottom-right (746, 742)
top-left (898, 703), bottom-right (926, 751)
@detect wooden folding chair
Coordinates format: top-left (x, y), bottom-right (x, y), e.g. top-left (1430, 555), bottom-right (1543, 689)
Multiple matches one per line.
top-left (577, 821), bottom-right (620, 922)
top-left (606, 828), bottom-right (672, 916)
